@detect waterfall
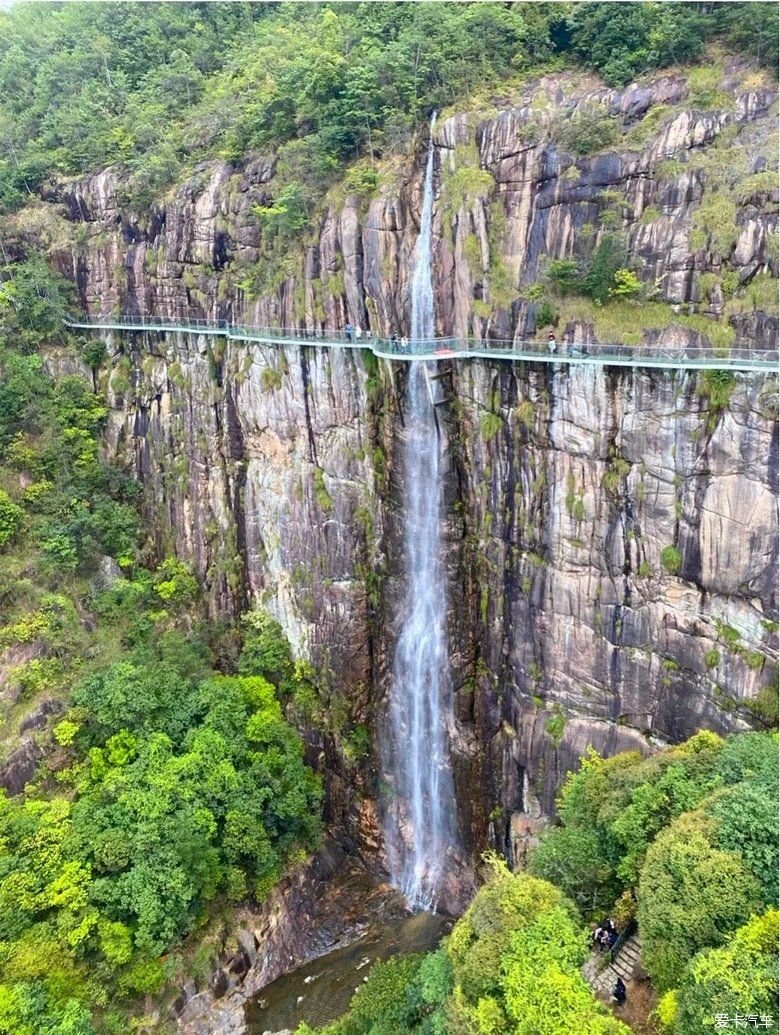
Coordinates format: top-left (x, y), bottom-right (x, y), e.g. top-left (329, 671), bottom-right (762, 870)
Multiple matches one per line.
top-left (385, 114), bottom-right (459, 911)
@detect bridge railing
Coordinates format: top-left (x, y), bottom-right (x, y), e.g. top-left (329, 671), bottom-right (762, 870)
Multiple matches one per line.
top-left (63, 314), bottom-right (778, 366)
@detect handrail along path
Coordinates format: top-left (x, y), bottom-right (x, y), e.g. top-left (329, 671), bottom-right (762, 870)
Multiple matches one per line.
top-left (63, 315), bottom-right (779, 373)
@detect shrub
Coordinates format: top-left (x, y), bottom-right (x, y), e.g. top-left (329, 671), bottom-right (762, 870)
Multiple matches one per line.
top-left (704, 648), bottom-right (721, 669)
top-left (609, 268), bottom-right (642, 299)
top-left (583, 235), bottom-right (626, 303)
top-left (674, 911), bottom-right (779, 1035)
top-left (0, 490), bottom-right (24, 548)
top-left (253, 182), bottom-right (310, 241)
top-left (706, 783), bottom-right (779, 904)
top-left (343, 164), bottom-right (379, 197)
top-left (661, 545), bottom-right (682, 574)
top-left (638, 812), bottom-right (764, 991)
top-left (535, 299), bottom-right (557, 328)
top-left (555, 103), bottom-right (618, 155)
top-left (545, 258), bottom-right (581, 294)
top-left (701, 370), bottom-right (736, 411)
top-left (529, 825), bottom-right (620, 915)
top-left (480, 411), bottom-right (503, 440)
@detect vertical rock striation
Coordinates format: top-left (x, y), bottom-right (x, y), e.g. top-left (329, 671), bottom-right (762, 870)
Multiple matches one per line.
top-left (19, 62), bottom-right (778, 863)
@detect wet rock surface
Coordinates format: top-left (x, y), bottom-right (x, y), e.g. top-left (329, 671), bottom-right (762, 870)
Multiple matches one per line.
top-left (173, 839), bottom-right (412, 1035)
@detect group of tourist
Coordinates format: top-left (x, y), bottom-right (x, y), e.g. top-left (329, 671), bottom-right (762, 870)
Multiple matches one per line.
top-left (342, 323), bottom-right (585, 357)
top-left (592, 918), bottom-right (628, 1007)
top-left (547, 332), bottom-right (586, 357)
top-left (593, 916), bottom-right (618, 952)
top-left (344, 324), bottom-right (411, 349)
top-left (343, 322), bottom-right (364, 342)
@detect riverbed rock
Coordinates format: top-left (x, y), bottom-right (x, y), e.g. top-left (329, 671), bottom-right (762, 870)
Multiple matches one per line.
top-left (173, 838), bottom-right (411, 1035)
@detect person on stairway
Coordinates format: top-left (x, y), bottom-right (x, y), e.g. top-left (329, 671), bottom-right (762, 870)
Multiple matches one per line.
top-left (612, 977), bottom-right (627, 1005)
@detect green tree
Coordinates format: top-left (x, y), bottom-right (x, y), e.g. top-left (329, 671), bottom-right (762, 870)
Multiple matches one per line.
top-left (0, 490), bottom-right (23, 548)
top-left (638, 813), bottom-right (764, 991)
top-left (529, 826), bottom-right (619, 914)
top-left (672, 911), bottom-right (779, 1035)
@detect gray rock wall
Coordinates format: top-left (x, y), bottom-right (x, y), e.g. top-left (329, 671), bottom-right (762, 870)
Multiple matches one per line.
top-left (20, 62), bottom-right (779, 858)
top-left (96, 326), bottom-right (778, 860)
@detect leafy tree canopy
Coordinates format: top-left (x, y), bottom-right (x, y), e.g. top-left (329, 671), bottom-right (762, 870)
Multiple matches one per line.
top-left (0, 2), bottom-right (776, 210)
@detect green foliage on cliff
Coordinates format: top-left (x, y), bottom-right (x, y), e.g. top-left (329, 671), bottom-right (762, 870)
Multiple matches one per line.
top-left (0, 659), bottom-right (321, 1027)
top-left (0, 260), bottom-right (140, 577)
top-left (530, 731), bottom-right (778, 1022)
top-left (0, 259), bottom-right (323, 1033)
top-left (666, 910), bottom-right (779, 1035)
top-left (544, 233), bottom-right (641, 306)
top-left (307, 858), bottom-right (630, 1035)
top-left (0, 2), bottom-right (776, 211)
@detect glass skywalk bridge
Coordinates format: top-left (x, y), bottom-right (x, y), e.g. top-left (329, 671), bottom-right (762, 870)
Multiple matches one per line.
top-left (63, 314), bottom-right (779, 373)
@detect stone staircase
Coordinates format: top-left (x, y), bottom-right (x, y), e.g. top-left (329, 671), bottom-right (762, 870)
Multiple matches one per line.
top-left (582, 930), bottom-right (643, 999)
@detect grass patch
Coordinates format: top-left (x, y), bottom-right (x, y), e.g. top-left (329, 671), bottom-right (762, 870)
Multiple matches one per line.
top-left (660, 545), bottom-right (682, 574)
top-left (734, 171), bottom-right (778, 205)
top-left (552, 297), bottom-right (674, 346)
top-left (440, 144), bottom-right (495, 228)
top-left (726, 272), bottom-right (779, 315)
top-left (705, 648), bottom-right (721, 669)
top-left (624, 104), bottom-right (676, 150)
top-left (639, 207), bottom-right (663, 225)
top-left (678, 314), bottom-right (735, 351)
top-left (545, 710), bottom-right (566, 746)
top-left (700, 370), bottom-right (736, 427)
top-left (312, 467), bottom-right (333, 513)
top-left (654, 159), bottom-right (686, 181)
top-left (481, 411), bottom-right (503, 440)
top-left (690, 193), bottom-right (739, 256)
top-left (553, 102), bottom-right (618, 156)
top-left (686, 64), bottom-right (733, 111)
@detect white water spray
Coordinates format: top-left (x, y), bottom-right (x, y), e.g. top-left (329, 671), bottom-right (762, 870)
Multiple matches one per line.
top-left (385, 114), bottom-right (458, 911)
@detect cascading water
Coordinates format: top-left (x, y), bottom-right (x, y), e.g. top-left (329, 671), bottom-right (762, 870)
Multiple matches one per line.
top-left (384, 114), bottom-right (459, 911)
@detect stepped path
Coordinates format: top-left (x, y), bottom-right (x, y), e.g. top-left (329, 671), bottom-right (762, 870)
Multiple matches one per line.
top-left (64, 315), bottom-right (778, 373)
top-left (582, 930), bottom-right (644, 999)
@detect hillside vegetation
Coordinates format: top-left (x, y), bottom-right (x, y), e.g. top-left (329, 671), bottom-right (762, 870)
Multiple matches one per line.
top-left (0, 2), bottom-right (776, 210)
top-left (0, 260), bottom-right (323, 1033)
top-left (305, 732), bottom-right (778, 1035)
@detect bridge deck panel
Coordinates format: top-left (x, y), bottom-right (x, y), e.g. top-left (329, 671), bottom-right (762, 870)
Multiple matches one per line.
top-left (63, 319), bottom-right (779, 373)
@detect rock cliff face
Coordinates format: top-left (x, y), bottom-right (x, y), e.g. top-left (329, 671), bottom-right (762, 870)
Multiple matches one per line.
top-left (23, 64), bottom-right (779, 860)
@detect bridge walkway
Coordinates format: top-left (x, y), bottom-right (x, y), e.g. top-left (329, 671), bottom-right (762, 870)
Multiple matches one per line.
top-left (63, 315), bottom-right (779, 373)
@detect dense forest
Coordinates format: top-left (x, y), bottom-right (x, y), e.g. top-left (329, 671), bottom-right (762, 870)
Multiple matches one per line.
top-left (301, 731), bottom-right (778, 1035)
top-left (0, 259), bottom-right (323, 1032)
top-left (0, 2), bottom-right (777, 211)
top-left (0, 3), bottom-right (777, 1034)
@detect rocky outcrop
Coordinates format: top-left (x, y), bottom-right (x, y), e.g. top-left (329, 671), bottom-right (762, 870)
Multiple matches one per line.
top-left (33, 60), bottom-right (777, 346)
top-left (13, 63), bottom-right (778, 862)
top-left (172, 839), bottom-right (410, 1035)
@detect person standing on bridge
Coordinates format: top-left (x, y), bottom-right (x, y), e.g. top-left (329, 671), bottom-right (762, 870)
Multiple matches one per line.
top-left (548, 332), bottom-right (557, 355)
top-left (344, 322), bottom-right (354, 342)
top-left (355, 324), bottom-right (363, 341)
